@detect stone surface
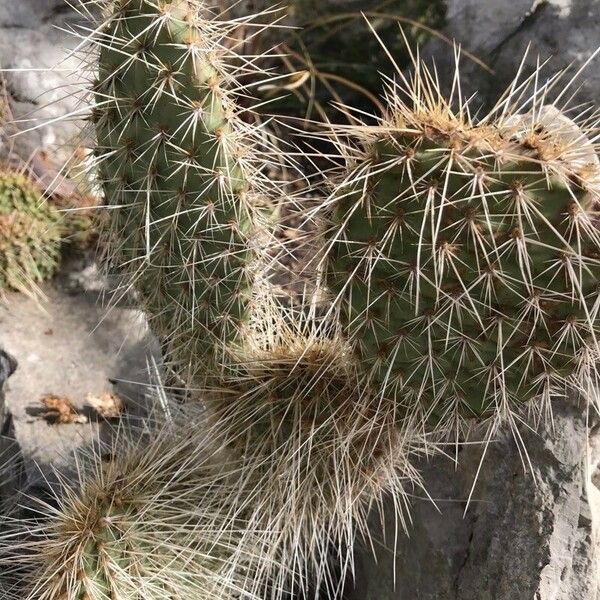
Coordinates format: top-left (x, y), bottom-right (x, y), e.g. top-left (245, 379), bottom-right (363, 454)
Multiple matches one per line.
top-left (0, 346), bottom-right (18, 503)
top-left (0, 347), bottom-right (17, 425)
top-left (0, 257), bottom-right (159, 490)
top-left (348, 398), bottom-right (600, 600)
top-left (0, 0), bottom-right (88, 166)
top-left (422, 0), bottom-right (600, 112)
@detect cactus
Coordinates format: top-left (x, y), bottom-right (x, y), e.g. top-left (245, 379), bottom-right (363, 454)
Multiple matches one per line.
top-left (90, 0), bottom-right (274, 382)
top-left (210, 300), bottom-right (424, 596)
top-left (73, 1), bottom-right (600, 597)
top-left (71, 3), bottom-right (419, 596)
top-left (81, 2), bottom-right (426, 595)
top-left (8, 418), bottom-right (272, 600)
top-left (323, 57), bottom-right (600, 433)
top-left (0, 170), bottom-right (61, 298)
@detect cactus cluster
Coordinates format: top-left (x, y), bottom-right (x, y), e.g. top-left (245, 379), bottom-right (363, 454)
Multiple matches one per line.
top-left (4, 1), bottom-right (600, 599)
top-left (0, 170), bottom-right (61, 298)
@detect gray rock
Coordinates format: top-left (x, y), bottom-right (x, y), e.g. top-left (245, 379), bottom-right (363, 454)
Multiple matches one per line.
top-left (0, 348), bottom-right (16, 390)
top-left (0, 275), bottom-right (160, 491)
top-left (0, 345), bottom-right (17, 442)
top-left (348, 397), bottom-right (600, 600)
top-left (422, 0), bottom-right (600, 112)
top-left (0, 346), bottom-right (18, 505)
top-left (0, 0), bottom-right (89, 166)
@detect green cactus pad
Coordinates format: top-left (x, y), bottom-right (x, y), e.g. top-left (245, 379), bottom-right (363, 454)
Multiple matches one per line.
top-left (0, 171), bottom-right (61, 297)
top-left (21, 422), bottom-right (269, 600)
top-left (93, 0), bottom-right (266, 381)
top-left (328, 101), bottom-right (600, 428)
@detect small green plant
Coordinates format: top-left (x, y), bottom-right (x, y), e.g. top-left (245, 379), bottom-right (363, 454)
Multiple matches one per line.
top-left (0, 170), bottom-right (61, 298)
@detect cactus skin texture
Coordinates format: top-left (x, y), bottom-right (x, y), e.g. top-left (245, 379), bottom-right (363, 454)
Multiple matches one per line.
top-left (0, 171), bottom-right (61, 297)
top-left (92, 0), bottom-right (266, 381)
top-left (14, 419), bottom-right (270, 600)
top-left (210, 303), bottom-right (423, 597)
top-left (326, 64), bottom-right (600, 432)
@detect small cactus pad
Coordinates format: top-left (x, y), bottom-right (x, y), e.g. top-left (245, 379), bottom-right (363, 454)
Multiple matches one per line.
top-left (327, 82), bottom-right (600, 429)
top-left (19, 422), bottom-right (269, 600)
top-left (0, 171), bottom-right (60, 296)
top-left (209, 335), bottom-right (423, 593)
top-left (92, 0), bottom-right (267, 381)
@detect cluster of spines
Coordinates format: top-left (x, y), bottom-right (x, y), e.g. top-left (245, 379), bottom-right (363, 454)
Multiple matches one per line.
top-left (208, 328), bottom-right (424, 597)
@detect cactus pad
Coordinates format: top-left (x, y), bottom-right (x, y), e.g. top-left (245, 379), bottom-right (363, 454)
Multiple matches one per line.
top-left (18, 421), bottom-right (269, 600)
top-left (327, 72), bottom-right (600, 431)
top-left (92, 0), bottom-right (269, 381)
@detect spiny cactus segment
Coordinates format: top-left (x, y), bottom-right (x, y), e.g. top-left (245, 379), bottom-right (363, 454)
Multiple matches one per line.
top-left (209, 295), bottom-right (424, 597)
top-left (90, 0), bottom-right (276, 383)
top-left (4, 418), bottom-right (273, 600)
top-left (323, 54), bottom-right (600, 433)
top-left (0, 170), bottom-right (61, 298)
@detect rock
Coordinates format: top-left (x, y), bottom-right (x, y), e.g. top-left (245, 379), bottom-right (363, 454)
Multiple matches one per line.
top-left (0, 347), bottom-right (16, 395)
top-left (0, 0), bottom-right (90, 167)
top-left (422, 0), bottom-right (600, 111)
top-left (0, 265), bottom-right (160, 491)
top-left (0, 345), bottom-right (17, 437)
top-left (348, 396), bottom-right (600, 600)
top-left (0, 346), bottom-right (19, 505)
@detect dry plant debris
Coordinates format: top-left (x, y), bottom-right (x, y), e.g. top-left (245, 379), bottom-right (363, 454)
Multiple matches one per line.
top-left (39, 394), bottom-right (87, 425)
top-left (85, 392), bottom-right (125, 419)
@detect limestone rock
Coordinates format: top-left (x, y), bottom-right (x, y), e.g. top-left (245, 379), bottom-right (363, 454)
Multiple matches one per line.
top-left (0, 346), bottom-right (18, 504)
top-left (348, 397), bottom-right (600, 600)
top-left (423, 0), bottom-right (600, 111)
top-left (0, 267), bottom-right (159, 491)
top-left (0, 0), bottom-right (89, 166)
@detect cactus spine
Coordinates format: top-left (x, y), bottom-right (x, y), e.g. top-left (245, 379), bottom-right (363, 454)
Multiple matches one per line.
top-left (92, 0), bottom-right (271, 381)
top-left (323, 59), bottom-right (600, 433)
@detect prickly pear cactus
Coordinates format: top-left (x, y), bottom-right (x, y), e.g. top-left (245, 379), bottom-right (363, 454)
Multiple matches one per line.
top-left (92, 0), bottom-right (270, 381)
top-left (17, 421), bottom-right (269, 600)
top-left (0, 171), bottom-right (61, 297)
top-left (326, 66), bottom-right (600, 431)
